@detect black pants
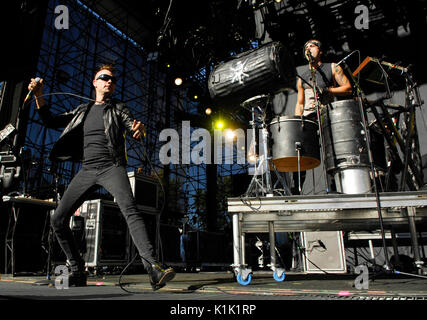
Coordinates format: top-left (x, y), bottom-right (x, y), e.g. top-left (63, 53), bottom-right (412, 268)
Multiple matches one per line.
top-left (50, 164), bottom-right (155, 269)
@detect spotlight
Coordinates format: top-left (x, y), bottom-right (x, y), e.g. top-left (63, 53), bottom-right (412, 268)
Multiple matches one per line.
top-left (248, 154), bottom-right (258, 163)
top-left (214, 120), bottom-right (224, 130)
top-left (225, 129), bottom-right (236, 140)
top-left (174, 77), bottom-right (183, 86)
top-left (187, 86), bottom-right (202, 102)
top-left (205, 107), bottom-right (212, 115)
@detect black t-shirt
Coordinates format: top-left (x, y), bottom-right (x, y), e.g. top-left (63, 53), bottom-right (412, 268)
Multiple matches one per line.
top-left (82, 103), bottom-right (113, 167)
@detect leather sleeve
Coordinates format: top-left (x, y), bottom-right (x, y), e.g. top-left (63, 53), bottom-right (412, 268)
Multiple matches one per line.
top-left (116, 102), bottom-right (135, 134)
top-left (37, 104), bottom-right (81, 129)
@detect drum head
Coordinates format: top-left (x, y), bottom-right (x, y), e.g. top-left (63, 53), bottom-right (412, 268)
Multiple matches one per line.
top-left (272, 156), bottom-right (321, 172)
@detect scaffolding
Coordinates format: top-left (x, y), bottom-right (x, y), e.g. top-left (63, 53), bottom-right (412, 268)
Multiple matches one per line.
top-left (15, 0), bottom-right (249, 231)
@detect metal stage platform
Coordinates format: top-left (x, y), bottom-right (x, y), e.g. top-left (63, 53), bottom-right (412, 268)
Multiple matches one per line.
top-left (227, 191), bottom-right (427, 284)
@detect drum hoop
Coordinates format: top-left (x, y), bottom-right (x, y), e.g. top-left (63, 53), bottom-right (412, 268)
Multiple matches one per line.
top-left (330, 99), bottom-right (358, 108)
top-left (269, 117), bottom-right (317, 126)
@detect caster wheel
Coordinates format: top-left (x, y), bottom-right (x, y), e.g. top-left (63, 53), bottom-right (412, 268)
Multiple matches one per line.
top-left (237, 272), bottom-right (252, 285)
top-left (273, 271), bottom-right (285, 282)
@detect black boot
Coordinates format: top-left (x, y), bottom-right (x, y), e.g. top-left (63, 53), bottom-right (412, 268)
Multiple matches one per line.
top-left (147, 263), bottom-right (175, 291)
top-left (67, 259), bottom-right (87, 287)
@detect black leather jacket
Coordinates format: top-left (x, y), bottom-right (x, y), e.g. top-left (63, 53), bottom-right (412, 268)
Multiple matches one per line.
top-left (37, 98), bottom-right (134, 166)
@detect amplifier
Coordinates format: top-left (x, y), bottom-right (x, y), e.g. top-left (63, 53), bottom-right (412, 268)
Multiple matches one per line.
top-left (208, 41), bottom-right (296, 107)
top-left (114, 171), bottom-right (160, 215)
top-left (73, 199), bottom-right (129, 267)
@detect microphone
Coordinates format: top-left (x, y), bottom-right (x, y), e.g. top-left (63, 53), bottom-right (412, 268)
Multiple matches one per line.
top-left (24, 77), bottom-right (41, 103)
top-left (336, 51), bottom-right (357, 66)
top-left (305, 49), bottom-right (314, 63)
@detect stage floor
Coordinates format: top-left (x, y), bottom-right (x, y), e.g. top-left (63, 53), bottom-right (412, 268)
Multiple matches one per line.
top-left (1, 270), bottom-right (427, 301)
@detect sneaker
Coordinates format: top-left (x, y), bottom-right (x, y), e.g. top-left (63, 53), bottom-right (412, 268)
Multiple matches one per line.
top-left (148, 263), bottom-right (176, 291)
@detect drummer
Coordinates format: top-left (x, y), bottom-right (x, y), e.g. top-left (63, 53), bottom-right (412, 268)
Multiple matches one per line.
top-left (292, 40), bottom-right (352, 195)
top-left (294, 39), bottom-right (352, 119)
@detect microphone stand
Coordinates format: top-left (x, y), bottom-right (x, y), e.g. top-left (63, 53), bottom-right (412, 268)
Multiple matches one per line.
top-left (308, 55), bottom-right (331, 194)
top-left (340, 60), bottom-right (392, 273)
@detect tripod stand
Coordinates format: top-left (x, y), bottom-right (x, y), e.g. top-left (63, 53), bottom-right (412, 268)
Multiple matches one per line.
top-left (242, 95), bottom-right (291, 197)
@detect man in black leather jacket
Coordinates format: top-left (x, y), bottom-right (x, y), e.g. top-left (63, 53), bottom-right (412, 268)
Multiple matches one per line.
top-left (28, 64), bottom-right (175, 289)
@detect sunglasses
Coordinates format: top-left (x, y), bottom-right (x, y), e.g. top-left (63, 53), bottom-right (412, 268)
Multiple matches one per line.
top-left (96, 74), bottom-right (117, 83)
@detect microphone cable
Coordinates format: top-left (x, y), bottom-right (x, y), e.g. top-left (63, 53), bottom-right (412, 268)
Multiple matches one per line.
top-left (117, 137), bottom-right (166, 294)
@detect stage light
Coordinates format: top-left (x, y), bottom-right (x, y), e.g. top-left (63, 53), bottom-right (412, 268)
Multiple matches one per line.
top-left (215, 120), bottom-right (224, 130)
top-left (274, 0), bottom-right (283, 3)
top-left (248, 154), bottom-right (257, 164)
top-left (225, 129), bottom-right (236, 140)
top-left (174, 77), bottom-right (183, 86)
top-left (205, 107), bottom-right (212, 115)
top-left (187, 86), bottom-right (202, 102)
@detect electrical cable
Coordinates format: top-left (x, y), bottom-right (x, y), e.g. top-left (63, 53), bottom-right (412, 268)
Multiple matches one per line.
top-left (394, 270), bottom-right (427, 279)
top-left (117, 136), bottom-right (167, 294)
top-left (287, 233), bottom-right (330, 275)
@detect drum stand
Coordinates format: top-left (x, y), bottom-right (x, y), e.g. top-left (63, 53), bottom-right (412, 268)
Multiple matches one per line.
top-left (242, 95), bottom-right (291, 197)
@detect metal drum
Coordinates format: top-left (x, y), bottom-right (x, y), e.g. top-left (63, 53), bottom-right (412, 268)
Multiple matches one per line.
top-left (321, 99), bottom-right (371, 194)
top-left (269, 116), bottom-right (320, 172)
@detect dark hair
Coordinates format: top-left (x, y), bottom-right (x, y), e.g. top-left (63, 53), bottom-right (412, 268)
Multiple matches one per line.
top-left (303, 39), bottom-right (322, 58)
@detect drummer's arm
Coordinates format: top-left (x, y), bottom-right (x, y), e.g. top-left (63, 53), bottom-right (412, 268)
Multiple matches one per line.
top-left (295, 78), bottom-right (305, 116)
top-left (329, 63), bottom-right (352, 96)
